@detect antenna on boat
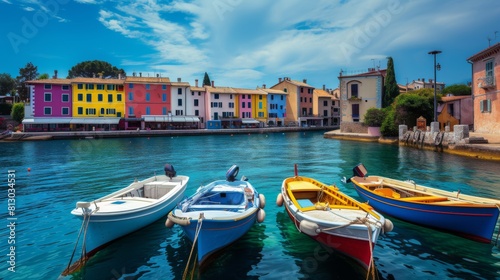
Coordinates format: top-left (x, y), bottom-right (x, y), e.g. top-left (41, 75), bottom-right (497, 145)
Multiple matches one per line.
top-left (294, 164), bottom-right (298, 176)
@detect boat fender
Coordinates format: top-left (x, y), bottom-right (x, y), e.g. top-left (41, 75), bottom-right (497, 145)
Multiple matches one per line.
top-left (257, 209), bottom-right (266, 223)
top-left (165, 218), bottom-right (175, 228)
top-left (259, 194), bottom-right (266, 209)
top-left (299, 220), bottom-right (320, 236)
top-left (434, 131), bottom-right (444, 146)
top-left (276, 193), bottom-right (283, 207)
top-left (383, 219), bottom-right (394, 233)
top-left (76, 201), bottom-right (91, 209)
top-left (315, 202), bottom-right (329, 210)
top-left (167, 213), bottom-right (191, 226)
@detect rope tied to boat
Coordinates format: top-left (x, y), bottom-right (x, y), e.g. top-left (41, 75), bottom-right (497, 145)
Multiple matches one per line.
top-left (183, 213), bottom-right (204, 280)
top-left (62, 205), bottom-right (98, 276)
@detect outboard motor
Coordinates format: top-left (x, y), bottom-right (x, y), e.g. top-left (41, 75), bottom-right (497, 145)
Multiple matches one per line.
top-left (226, 165), bottom-right (239, 182)
top-left (164, 164), bottom-right (176, 179)
top-left (352, 163), bottom-right (368, 177)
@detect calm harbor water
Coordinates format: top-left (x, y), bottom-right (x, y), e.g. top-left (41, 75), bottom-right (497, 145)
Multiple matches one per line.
top-left (1, 131), bottom-right (500, 280)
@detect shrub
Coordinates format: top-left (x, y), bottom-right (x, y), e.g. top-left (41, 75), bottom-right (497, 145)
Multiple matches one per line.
top-left (364, 108), bottom-right (386, 127)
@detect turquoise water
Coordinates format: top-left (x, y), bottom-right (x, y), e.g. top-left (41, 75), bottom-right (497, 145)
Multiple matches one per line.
top-left (1, 131), bottom-right (500, 280)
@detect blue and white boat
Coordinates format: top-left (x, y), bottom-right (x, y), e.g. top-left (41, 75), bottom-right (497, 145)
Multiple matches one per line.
top-left (66, 164), bottom-right (189, 274)
top-left (166, 165), bottom-right (266, 267)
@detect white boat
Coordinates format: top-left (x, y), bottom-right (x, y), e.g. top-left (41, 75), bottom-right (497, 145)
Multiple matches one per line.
top-left (64, 164), bottom-right (189, 275)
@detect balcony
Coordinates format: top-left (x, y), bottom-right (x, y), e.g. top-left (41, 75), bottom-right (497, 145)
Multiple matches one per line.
top-left (478, 76), bottom-right (495, 89)
top-left (348, 96), bottom-right (362, 102)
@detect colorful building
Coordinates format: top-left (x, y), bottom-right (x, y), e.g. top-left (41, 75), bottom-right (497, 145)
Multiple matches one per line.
top-left (338, 68), bottom-right (386, 124)
top-left (467, 42), bottom-right (500, 134)
top-left (271, 77), bottom-right (318, 126)
top-left (259, 85), bottom-right (287, 126)
top-left (438, 95), bottom-right (473, 131)
top-left (23, 78), bottom-right (73, 131)
top-left (71, 77), bottom-right (124, 130)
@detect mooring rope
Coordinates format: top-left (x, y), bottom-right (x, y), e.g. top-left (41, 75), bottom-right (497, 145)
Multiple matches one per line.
top-left (182, 214), bottom-right (204, 280)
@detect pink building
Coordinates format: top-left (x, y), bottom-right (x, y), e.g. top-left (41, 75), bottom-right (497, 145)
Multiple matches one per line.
top-left (467, 42), bottom-right (500, 134)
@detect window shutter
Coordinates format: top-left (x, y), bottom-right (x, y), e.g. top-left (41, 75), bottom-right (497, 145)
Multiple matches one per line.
top-left (480, 100), bottom-right (484, 113)
top-left (487, 99), bottom-right (491, 113)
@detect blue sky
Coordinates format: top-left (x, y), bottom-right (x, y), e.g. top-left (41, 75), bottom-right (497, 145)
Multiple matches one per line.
top-left (1, 0), bottom-right (500, 90)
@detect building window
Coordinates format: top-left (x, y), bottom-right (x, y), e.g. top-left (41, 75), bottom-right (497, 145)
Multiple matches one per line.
top-left (77, 94), bottom-right (83, 101)
top-left (100, 108), bottom-right (105, 115)
top-left (44, 84), bottom-right (52, 90)
top-left (98, 94), bottom-right (103, 102)
top-left (107, 84), bottom-right (114, 90)
top-left (77, 84), bottom-right (83, 90)
top-left (44, 93), bottom-right (51, 102)
top-left (44, 107), bottom-right (51, 115)
top-left (162, 93), bottom-right (167, 102)
top-left (108, 94), bottom-right (113, 102)
top-left (129, 83), bottom-right (134, 88)
top-left (194, 99), bottom-right (199, 106)
top-left (86, 108), bottom-right (96, 115)
top-left (97, 84), bottom-right (104, 90)
top-left (146, 106), bottom-right (150, 115)
top-left (214, 94), bottom-right (219, 99)
top-left (146, 84), bottom-right (150, 90)
top-left (77, 107), bottom-right (83, 115)
top-left (117, 94), bottom-right (122, 102)
top-left (242, 102), bottom-right (245, 108)
top-left (128, 92), bottom-right (133, 101)
top-left (247, 102), bottom-right (251, 108)
top-left (86, 94), bottom-right (92, 102)
top-left (146, 93), bottom-right (150, 101)
top-left (195, 110), bottom-right (199, 116)
top-left (178, 88), bottom-right (182, 95)
top-left (62, 85), bottom-right (69, 90)
top-left (162, 107), bottom-right (167, 115)
top-left (323, 100), bottom-right (328, 106)
top-left (351, 84), bottom-right (358, 98)
top-left (162, 84), bottom-right (167, 90)
top-left (323, 110), bottom-right (328, 117)
top-left (62, 94), bottom-right (69, 102)
top-left (86, 84), bottom-right (94, 90)
top-left (129, 107), bottom-right (134, 115)
top-left (178, 99), bottom-right (182, 106)
top-left (480, 99), bottom-right (491, 113)
top-left (62, 107), bottom-right (69, 115)
top-left (486, 59), bottom-right (495, 85)
top-left (106, 108), bottom-right (116, 115)
top-left (229, 102), bottom-right (234, 108)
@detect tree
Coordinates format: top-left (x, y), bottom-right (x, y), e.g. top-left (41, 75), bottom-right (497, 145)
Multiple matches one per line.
top-left (38, 73), bottom-right (50, 79)
top-left (383, 57), bottom-right (399, 108)
top-left (11, 103), bottom-right (24, 123)
top-left (16, 62), bottom-right (38, 101)
top-left (394, 88), bottom-right (435, 128)
top-left (202, 72), bottom-right (211, 86)
top-left (442, 84), bottom-right (471, 96)
top-left (67, 60), bottom-right (125, 78)
top-left (0, 73), bottom-right (16, 95)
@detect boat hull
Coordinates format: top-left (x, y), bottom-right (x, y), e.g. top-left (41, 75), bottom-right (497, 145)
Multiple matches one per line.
top-left (72, 176), bottom-right (188, 254)
top-left (180, 210), bottom-right (259, 265)
top-left (353, 184), bottom-right (499, 243)
top-left (283, 204), bottom-right (375, 270)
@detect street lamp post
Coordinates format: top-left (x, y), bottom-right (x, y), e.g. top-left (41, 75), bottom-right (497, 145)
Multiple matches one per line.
top-left (428, 50), bottom-right (442, 122)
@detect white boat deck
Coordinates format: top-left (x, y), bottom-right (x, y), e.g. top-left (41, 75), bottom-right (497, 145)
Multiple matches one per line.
top-left (84, 197), bottom-right (157, 214)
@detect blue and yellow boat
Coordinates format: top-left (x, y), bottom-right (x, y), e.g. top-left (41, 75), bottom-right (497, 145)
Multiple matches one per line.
top-left (346, 164), bottom-right (500, 243)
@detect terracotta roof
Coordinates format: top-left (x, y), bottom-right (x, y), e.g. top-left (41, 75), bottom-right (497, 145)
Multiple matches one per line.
top-left (125, 76), bottom-right (170, 83)
top-left (288, 79), bottom-right (314, 88)
top-left (26, 79), bottom-right (71, 84)
top-left (233, 88), bottom-right (265, 95)
top-left (441, 95), bottom-right (471, 102)
top-left (206, 86), bottom-right (236, 94)
top-left (170, 82), bottom-right (190, 87)
top-left (258, 88), bottom-right (288, 95)
top-left (190, 86), bottom-right (206, 91)
top-left (313, 89), bottom-right (333, 97)
top-left (71, 77), bottom-right (125, 84)
top-left (339, 69), bottom-right (387, 78)
top-left (467, 42), bottom-right (500, 62)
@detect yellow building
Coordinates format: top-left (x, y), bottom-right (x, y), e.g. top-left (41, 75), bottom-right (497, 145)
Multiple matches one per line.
top-left (71, 77), bottom-right (125, 130)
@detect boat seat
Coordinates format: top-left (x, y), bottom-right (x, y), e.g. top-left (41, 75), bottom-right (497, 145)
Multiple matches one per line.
top-left (374, 188), bottom-right (401, 199)
top-left (296, 199), bottom-right (314, 208)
